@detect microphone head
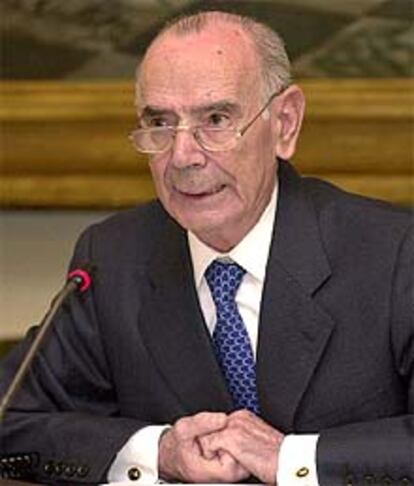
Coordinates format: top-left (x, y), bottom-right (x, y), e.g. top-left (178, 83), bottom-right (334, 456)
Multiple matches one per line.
top-left (67, 263), bottom-right (96, 292)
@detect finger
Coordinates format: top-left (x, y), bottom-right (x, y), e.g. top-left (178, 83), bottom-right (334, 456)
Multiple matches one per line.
top-left (218, 450), bottom-right (250, 481)
top-left (198, 435), bottom-right (217, 459)
top-left (174, 411), bottom-right (228, 441)
top-left (198, 428), bottom-right (251, 474)
top-left (200, 428), bottom-right (241, 457)
top-left (229, 410), bottom-right (281, 442)
top-left (198, 432), bottom-right (223, 459)
top-left (197, 448), bottom-right (250, 483)
top-left (212, 414), bottom-right (283, 484)
top-left (229, 409), bottom-right (266, 429)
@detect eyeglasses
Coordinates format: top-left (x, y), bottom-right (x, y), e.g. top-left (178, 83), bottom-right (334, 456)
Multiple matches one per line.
top-left (129, 91), bottom-right (280, 154)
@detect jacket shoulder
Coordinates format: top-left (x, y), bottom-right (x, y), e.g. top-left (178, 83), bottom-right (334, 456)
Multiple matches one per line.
top-left (298, 176), bottom-right (413, 270)
top-left (302, 175), bottom-right (412, 231)
top-left (75, 200), bottom-right (176, 267)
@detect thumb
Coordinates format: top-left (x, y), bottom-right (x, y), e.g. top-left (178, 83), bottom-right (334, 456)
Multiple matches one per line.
top-left (188, 412), bottom-right (228, 438)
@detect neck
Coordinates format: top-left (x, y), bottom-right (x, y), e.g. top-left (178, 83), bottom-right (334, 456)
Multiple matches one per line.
top-left (196, 189), bottom-right (276, 253)
top-left (196, 229), bottom-right (245, 253)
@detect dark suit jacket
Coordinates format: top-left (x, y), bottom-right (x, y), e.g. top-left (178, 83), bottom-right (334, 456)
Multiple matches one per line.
top-left (1, 161), bottom-right (413, 486)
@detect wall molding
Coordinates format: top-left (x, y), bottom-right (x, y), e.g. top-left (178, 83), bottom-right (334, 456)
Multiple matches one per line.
top-left (1, 79), bottom-right (413, 208)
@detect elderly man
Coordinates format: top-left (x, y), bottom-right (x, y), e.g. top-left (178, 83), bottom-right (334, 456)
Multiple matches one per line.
top-left (1, 10), bottom-right (413, 486)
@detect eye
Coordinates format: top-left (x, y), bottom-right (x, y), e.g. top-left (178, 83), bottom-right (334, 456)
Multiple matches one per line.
top-left (140, 114), bottom-right (176, 128)
top-left (206, 112), bottom-right (232, 128)
top-left (145, 117), bottom-right (170, 128)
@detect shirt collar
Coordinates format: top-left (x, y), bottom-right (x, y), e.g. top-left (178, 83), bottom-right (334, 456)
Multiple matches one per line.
top-left (188, 181), bottom-right (278, 288)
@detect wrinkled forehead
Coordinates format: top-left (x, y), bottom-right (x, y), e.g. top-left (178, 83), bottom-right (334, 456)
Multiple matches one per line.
top-left (137, 23), bottom-right (262, 111)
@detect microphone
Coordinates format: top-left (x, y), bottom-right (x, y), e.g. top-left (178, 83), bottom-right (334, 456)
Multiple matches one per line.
top-left (0, 263), bottom-right (96, 421)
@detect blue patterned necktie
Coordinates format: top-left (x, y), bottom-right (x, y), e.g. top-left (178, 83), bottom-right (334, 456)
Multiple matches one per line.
top-left (205, 260), bottom-right (260, 414)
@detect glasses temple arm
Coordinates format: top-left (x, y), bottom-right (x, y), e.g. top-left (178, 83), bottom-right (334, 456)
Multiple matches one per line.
top-left (239, 91), bottom-right (281, 136)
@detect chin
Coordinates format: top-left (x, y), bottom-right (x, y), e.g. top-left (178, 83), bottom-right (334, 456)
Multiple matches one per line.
top-left (178, 215), bottom-right (220, 234)
top-left (166, 192), bottom-right (243, 233)
top-left (180, 210), bottom-right (238, 237)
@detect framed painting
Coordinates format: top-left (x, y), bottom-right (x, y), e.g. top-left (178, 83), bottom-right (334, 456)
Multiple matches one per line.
top-left (1, 0), bottom-right (413, 207)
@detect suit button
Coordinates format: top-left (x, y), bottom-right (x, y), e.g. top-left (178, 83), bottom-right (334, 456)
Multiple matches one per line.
top-left (54, 462), bottom-right (64, 475)
top-left (400, 478), bottom-right (412, 485)
top-left (43, 461), bottom-right (54, 475)
top-left (345, 474), bottom-right (355, 486)
top-left (22, 455), bottom-right (31, 466)
top-left (364, 475), bottom-right (376, 484)
top-left (76, 464), bottom-right (89, 478)
top-left (64, 464), bottom-right (76, 477)
top-left (382, 477), bottom-right (393, 485)
top-left (128, 467), bottom-right (141, 481)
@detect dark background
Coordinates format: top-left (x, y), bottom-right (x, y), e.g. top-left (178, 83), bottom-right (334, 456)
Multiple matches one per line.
top-left (1, 0), bottom-right (413, 80)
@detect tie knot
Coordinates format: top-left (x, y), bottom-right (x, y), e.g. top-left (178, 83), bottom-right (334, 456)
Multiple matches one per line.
top-left (205, 260), bottom-right (246, 308)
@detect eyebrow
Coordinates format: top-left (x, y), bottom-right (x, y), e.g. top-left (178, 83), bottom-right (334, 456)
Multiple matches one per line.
top-left (140, 106), bottom-right (175, 119)
top-left (140, 100), bottom-right (243, 119)
top-left (191, 101), bottom-right (242, 117)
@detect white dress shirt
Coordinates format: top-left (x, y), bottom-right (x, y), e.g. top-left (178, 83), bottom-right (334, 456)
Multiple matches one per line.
top-left (107, 183), bottom-right (319, 485)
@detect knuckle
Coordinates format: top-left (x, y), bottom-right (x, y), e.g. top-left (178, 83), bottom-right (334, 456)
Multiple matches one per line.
top-left (229, 415), bottom-right (244, 429)
top-left (173, 417), bottom-right (189, 436)
top-left (230, 410), bottom-right (250, 424)
top-left (233, 409), bottom-right (250, 418)
top-left (195, 410), bottom-right (226, 424)
top-left (194, 411), bottom-right (211, 421)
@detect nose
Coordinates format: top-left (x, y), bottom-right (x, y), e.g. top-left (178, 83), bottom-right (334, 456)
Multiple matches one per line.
top-left (169, 127), bottom-right (207, 169)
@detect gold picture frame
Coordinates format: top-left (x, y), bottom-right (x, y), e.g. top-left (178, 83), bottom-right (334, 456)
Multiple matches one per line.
top-left (1, 79), bottom-right (413, 208)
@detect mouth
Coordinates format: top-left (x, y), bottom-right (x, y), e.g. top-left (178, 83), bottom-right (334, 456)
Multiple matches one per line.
top-left (174, 184), bottom-right (226, 199)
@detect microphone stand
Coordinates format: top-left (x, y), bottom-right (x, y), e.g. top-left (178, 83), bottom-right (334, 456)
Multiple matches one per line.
top-left (0, 270), bottom-right (91, 421)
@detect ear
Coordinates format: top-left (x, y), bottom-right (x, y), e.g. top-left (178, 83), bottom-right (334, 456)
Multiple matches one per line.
top-left (271, 85), bottom-right (306, 160)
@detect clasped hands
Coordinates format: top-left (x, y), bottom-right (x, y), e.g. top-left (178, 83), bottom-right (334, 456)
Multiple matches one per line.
top-left (158, 410), bottom-right (284, 483)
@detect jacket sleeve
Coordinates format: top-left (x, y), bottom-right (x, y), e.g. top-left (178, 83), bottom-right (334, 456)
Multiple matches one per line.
top-left (316, 225), bottom-right (414, 486)
top-left (0, 226), bottom-right (148, 485)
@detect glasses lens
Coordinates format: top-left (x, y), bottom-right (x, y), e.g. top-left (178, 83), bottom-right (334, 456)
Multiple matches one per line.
top-left (196, 127), bottom-right (238, 151)
top-left (131, 127), bottom-right (173, 153)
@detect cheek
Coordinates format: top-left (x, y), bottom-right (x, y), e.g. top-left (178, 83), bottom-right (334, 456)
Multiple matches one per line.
top-left (149, 157), bottom-right (169, 192)
top-left (234, 137), bottom-right (276, 198)
top-left (231, 145), bottom-right (262, 188)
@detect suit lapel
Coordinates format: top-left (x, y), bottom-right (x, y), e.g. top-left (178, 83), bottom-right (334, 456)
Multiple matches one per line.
top-left (139, 216), bottom-right (233, 415)
top-left (257, 162), bottom-right (335, 431)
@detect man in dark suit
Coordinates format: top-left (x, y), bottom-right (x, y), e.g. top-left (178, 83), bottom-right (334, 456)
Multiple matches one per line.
top-left (1, 10), bottom-right (413, 486)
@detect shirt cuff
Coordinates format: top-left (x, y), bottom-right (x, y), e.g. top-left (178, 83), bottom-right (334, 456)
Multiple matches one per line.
top-left (277, 434), bottom-right (319, 486)
top-left (106, 425), bottom-right (170, 484)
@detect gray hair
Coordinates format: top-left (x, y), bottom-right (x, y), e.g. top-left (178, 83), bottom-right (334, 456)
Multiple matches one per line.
top-left (138, 11), bottom-right (292, 99)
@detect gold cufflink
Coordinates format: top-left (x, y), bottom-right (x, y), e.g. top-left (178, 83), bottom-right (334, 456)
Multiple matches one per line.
top-left (296, 467), bottom-right (310, 478)
top-left (127, 466), bottom-right (141, 481)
